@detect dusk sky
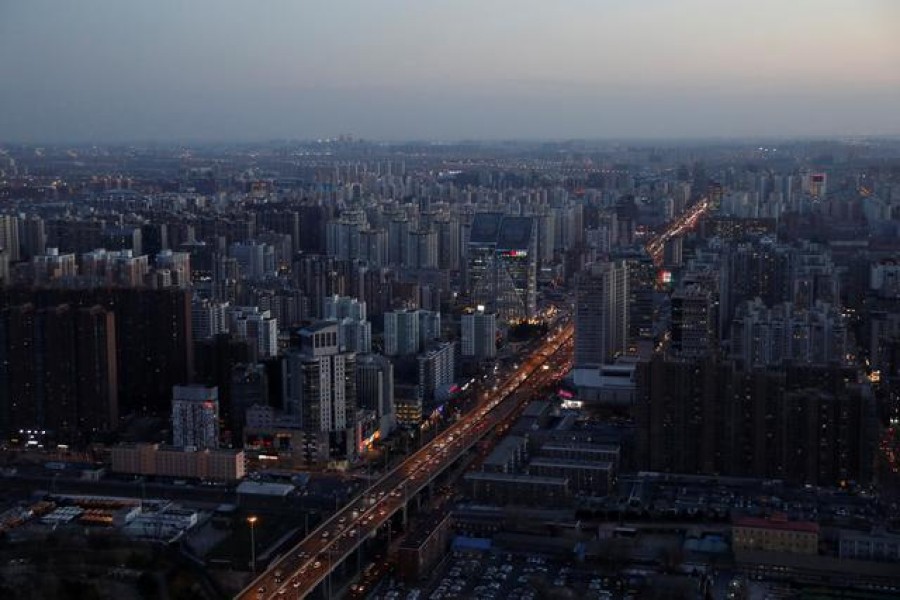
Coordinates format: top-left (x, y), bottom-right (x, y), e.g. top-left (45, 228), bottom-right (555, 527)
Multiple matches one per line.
top-left (1, 0), bottom-right (899, 142)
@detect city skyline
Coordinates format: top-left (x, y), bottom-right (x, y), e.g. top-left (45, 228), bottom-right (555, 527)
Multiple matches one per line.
top-left (2, 0), bottom-right (899, 142)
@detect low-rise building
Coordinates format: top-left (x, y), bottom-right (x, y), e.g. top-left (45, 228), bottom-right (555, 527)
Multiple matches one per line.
top-left (110, 444), bottom-right (245, 482)
top-left (527, 457), bottom-right (615, 496)
top-left (839, 529), bottom-right (900, 562)
top-left (464, 471), bottom-right (570, 507)
top-left (732, 515), bottom-right (819, 555)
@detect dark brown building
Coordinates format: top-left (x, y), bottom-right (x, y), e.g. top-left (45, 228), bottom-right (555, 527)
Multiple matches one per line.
top-left (0, 303), bottom-right (117, 443)
top-left (0, 288), bottom-right (192, 419)
top-left (635, 358), bottom-right (876, 486)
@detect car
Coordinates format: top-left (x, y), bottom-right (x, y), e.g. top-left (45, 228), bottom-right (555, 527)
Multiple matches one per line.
top-left (313, 561), bottom-right (322, 569)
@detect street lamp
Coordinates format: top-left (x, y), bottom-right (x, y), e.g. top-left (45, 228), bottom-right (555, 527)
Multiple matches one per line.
top-left (247, 516), bottom-right (258, 574)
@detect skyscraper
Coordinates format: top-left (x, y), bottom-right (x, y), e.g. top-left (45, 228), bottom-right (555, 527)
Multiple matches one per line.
top-left (287, 322), bottom-right (357, 461)
top-left (574, 261), bottom-right (628, 367)
top-left (467, 213), bottom-right (537, 323)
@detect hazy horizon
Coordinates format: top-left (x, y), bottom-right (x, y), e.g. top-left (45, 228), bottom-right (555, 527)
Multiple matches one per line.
top-left (2, 0), bottom-right (899, 143)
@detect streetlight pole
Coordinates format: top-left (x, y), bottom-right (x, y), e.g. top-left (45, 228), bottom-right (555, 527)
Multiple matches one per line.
top-left (247, 516), bottom-right (258, 574)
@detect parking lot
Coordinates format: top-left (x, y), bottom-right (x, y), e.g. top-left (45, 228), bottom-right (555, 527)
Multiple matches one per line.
top-left (370, 550), bottom-right (633, 600)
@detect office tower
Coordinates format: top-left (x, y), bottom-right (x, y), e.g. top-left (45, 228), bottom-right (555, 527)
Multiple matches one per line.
top-left (574, 261), bottom-right (628, 367)
top-left (467, 213), bottom-right (537, 323)
top-left (495, 216), bottom-right (537, 321)
top-left (384, 309), bottom-right (421, 356)
top-left (356, 354), bottom-right (396, 435)
top-left (417, 341), bottom-right (456, 406)
top-left (287, 322), bottom-right (357, 461)
top-left (670, 284), bottom-right (717, 359)
top-left (0, 304), bottom-right (118, 444)
top-left (155, 250), bottom-right (191, 288)
top-left (461, 307), bottom-right (497, 359)
top-left (172, 385), bottom-right (220, 450)
top-left (227, 306), bottom-right (278, 358)
top-left (0, 215), bottom-right (20, 262)
top-left (466, 213), bottom-right (501, 297)
top-left (32, 248), bottom-right (77, 284)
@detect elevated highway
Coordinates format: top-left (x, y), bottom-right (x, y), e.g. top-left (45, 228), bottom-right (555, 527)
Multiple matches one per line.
top-left (238, 323), bottom-right (574, 600)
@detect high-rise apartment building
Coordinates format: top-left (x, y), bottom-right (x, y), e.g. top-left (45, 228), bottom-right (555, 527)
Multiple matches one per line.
top-left (171, 385), bottom-right (219, 450)
top-left (574, 261), bottom-right (628, 367)
top-left (155, 249), bottom-right (191, 288)
top-left (356, 353), bottom-right (395, 435)
top-left (0, 304), bottom-right (118, 444)
top-left (384, 309), bottom-right (420, 356)
top-left (287, 322), bottom-right (357, 461)
top-left (417, 341), bottom-right (456, 405)
top-left (461, 307), bottom-right (497, 359)
top-left (670, 285), bottom-right (717, 359)
top-left (227, 306), bottom-right (278, 358)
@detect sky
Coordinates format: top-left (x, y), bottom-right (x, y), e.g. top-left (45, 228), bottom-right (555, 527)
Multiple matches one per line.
top-left (1, 0), bottom-right (899, 143)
